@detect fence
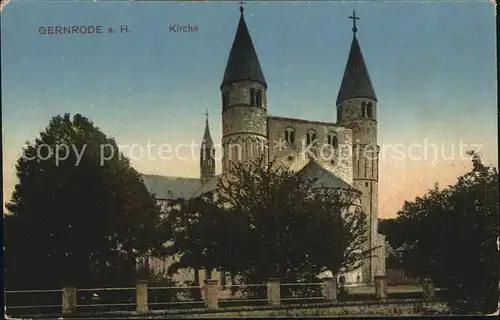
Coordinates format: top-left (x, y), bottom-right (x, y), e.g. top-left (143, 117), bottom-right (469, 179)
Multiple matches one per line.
top-left (5, 276), bottom-right (440, 317)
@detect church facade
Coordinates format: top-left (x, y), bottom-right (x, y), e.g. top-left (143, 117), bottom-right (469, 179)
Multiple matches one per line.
top-left (142, 7), bottom-right (385, 285)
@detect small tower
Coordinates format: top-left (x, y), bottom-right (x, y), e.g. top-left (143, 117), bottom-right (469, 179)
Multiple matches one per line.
top-left (200, 110), bottom-right (215, 184)
top-left (336, 11), bottom-right (384, 283)
top-left (221, 4), bottom-right (268, 173)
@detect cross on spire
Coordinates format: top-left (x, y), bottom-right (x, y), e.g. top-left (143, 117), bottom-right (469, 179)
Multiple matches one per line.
top-left (349, 10), bottom-right (359, 34)
top-left (204, 110), bottom-right (209, 122)
top-left (238, 0), bottom-right (245, 13)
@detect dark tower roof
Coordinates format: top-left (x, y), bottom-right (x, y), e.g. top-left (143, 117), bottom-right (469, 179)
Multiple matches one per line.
top-left (202, 111), bottom-right (214, 148)
top-left (336, 31), bottom-right (377, 104)
top-left (221, 7), bottom-right (267, 89)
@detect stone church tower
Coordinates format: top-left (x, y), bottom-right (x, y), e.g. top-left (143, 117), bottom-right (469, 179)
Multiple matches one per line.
top-left (336, 12), bottom-right (384, 282)
top-left (200, 111), bottom-right (215, 185)
top-left (220, 6), bottom-right (269, 173)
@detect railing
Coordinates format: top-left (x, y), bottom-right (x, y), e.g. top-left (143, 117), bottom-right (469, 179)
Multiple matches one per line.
top-left (6, 288), bottom-right (62, 315)
top-left (218, 283), bottom-right (268, 307)
top-left (148, 284), bottom-right (204, 310)
top-left (5, 276), bottom-right (440, 317)
top-left (77, 286), bottom-right (137, 313)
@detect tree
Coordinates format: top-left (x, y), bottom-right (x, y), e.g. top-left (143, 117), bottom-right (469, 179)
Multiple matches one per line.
top-left (165, 156), bottom-right (372, 295)
top-left (4, 113), bottom-right (165, 290)
top-left (217, 157), bottom-right (372, 282)
top-left (393, 153), bottom-right (499, 314)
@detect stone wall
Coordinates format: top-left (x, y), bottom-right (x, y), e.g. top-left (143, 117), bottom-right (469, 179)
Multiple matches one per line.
top-left (223, 80), bottom-right (268, 111)
top-left (337, 97), bottom-right (378, 147)
top-left (267, 116), bottom-right (353, 184)
top-left (98, 299), bottom-right (447, 318)
top-left (221, 80), bottom-right (268, 173)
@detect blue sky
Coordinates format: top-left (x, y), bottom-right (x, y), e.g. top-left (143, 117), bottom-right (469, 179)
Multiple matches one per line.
top-left (1, 0), bottom-right (497, 217)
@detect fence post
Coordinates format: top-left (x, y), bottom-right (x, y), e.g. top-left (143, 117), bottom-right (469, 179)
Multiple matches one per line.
top-left (422, 278), bottom-right (435, 298)
top-left (375, 276), bottom-right (388, 300)
top-left (267, 278), bottom-right (281, 306)
top-left (62, 286), bottom-right (77, 316)
top-left (203, 279), bottom-right (219, 310)
top-left (136, 280), bottom-right (148, 314)
top-left (322, 277), bottom-right (337, 302)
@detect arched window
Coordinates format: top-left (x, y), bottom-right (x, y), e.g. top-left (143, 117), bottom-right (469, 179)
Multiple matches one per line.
top-left (306, 129), bottom-right (317, 146)
top-left (367, 102), bottom-right (373, 118)
top-left (327, 132), bottom-right (338, 148)
top-left (361, 101), bottom-right (366, 117)
top-left (284, 127), bottom-right (295, 144)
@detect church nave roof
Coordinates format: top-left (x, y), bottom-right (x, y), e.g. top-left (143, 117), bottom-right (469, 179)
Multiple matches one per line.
top-left (142, 174), bottom-right (201, 200)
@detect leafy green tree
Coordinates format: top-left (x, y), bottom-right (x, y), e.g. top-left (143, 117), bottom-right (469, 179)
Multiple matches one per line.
top-left (4, 113), bottom-right (165, 290)
top-left (378, 218), bottom-right (405, 271)
top-left (378, 218), bottom-right (406, 253)
top-left (163, 197), bottom-right (225, 299)
top-left (393, 153), bottom-right (499, 314)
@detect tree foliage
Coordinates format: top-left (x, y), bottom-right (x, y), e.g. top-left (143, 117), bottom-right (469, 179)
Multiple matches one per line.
top-left (380, 154), bottom-right (499, 314)
top-left (165, 156), bottom-right (372, 289)
top-left (4, 113), bottom-right (165, 290)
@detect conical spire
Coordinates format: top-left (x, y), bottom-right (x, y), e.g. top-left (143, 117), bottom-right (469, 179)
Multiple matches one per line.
top-left (221, 6), bottom-right (267, 89)
top-left (202, 110), bottom-right (213, 147)
top-left (200, 110), bottom-right (215, 185)
top-left (336, 12), bottom-right (377, 104)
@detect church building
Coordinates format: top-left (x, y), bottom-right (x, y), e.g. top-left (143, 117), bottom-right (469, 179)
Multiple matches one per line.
top-left (142, 5), bottom-right (386, 285)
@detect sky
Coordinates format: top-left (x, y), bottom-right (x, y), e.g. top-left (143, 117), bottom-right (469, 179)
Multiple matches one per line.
top-left (1, 0), bottom-right (497, 218)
